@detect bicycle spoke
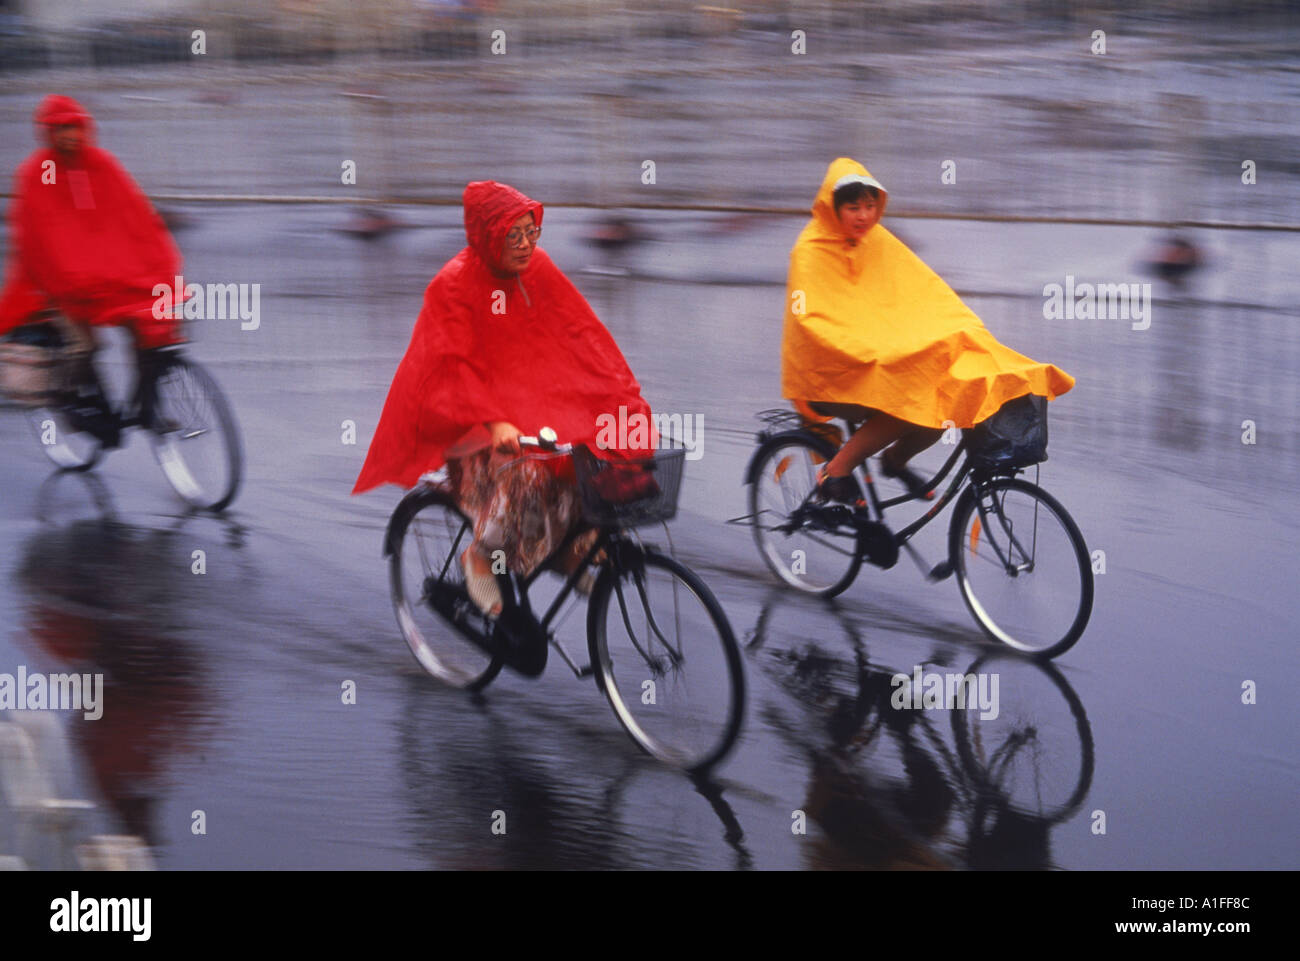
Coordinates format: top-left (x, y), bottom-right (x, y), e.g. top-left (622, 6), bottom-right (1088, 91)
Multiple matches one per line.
top-left (390, 492), bottom-right (500, 690)
top-left (750, 436), bottom-right (861, 595)
top-left (149, 358), bottom-right (241, 511)
top-left (593, 551), bottom-right (742, 772)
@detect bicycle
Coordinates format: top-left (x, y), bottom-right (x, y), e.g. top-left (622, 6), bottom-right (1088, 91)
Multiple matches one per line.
top-left (383, 429), bottom-right (745, 774)
top-left (0, 311), bottom-right (243, 512)
top-left (738, 408), bottom-right (1093, 659)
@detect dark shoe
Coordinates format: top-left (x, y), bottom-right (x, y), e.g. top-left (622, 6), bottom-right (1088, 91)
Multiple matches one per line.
top-left (493, 606), bottom-right (548, 678)
top-left (854, 518), bottom-right (899, 569)
top-left (66, 397), bottom-right (121, 449)
top-left (880, 455), bottom-right (934, 501)
top-left (815, 469), bottom-right (863, 505)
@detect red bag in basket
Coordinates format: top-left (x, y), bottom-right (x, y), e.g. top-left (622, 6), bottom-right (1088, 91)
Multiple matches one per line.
top-left (590, 462), bottom-right (660, 504)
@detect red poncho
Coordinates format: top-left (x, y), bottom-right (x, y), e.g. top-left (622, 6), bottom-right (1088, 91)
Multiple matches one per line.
top-left (0, 95), bottom-right (182, 345)
top-left (353, 181), bottom-right (654, 493)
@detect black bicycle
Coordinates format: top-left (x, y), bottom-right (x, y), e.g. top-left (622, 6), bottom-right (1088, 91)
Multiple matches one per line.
top-left (1, 315), bottom-right (243, 512)
top-left (740, 409), bottom-right (1093, 659)
top-left (384, 429), bottom-right (745, 774)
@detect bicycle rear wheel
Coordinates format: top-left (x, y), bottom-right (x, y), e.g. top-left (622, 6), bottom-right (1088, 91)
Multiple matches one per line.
top-left (748, 433), bottom-right (861, 598)
top-left (588, 548), bottom-right (744, 773)
top-left (28, 406), bottom-right (103, 471)
top-left (148, 355), bottom-right (243, 511)
top-left (387, 488), bottom-right (503, 691)
top-left (950, 477), bottom-right (1093, 659)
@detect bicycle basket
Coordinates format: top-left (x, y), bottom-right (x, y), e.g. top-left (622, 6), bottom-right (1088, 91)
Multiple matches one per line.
top-left (963, 393), bottom-right (1049, 472)
top-left (0, 320), bottom-right (78, 408)
top-left (572, 445), bottom-right (685, 528)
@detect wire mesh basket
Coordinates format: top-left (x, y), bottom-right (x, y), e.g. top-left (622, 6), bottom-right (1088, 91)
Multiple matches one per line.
top-left (572, 445), bottom-right (685, 528)
top-left (0, 316), bottom-right (88, 408)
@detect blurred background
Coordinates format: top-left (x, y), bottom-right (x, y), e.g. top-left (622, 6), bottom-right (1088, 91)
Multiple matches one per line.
top-left (0, 0), bottom-right (1297, 220)
top-left (0, 0), bottom-right (1296, 871)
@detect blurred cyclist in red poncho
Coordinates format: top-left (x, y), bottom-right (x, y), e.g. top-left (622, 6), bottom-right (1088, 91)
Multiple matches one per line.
top-left (0, 95), bottom-right (184, 442)
top-left (353, 180), bottom-right (655, 615)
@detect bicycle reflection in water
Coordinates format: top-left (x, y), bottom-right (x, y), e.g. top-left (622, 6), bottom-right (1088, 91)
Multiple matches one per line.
top-left (746, 592), bottom-right (1094, 869)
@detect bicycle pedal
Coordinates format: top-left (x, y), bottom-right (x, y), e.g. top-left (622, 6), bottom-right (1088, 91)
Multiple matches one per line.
top-left (805, 502), bottom-right (855, 532)
top-left (928, 560), bottom-right (954, 582)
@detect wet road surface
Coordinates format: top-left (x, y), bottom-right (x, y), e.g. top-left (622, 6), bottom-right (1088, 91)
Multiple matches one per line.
top-left (1, 200), bottom-right (1296, 870)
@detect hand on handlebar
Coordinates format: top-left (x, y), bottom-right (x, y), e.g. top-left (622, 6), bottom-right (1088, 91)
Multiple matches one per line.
top-left (517, 426), bottom-right (567, 452)
top-left (487, 421), bottom-right (522, 455)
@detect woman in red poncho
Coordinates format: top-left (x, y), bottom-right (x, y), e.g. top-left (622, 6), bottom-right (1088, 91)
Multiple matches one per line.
top-left (0, 95), bottom-right (184, 445)
top-left (353, 181), bottom-right (654, 615)
top-left (0, 95), bottom-right (183, 348)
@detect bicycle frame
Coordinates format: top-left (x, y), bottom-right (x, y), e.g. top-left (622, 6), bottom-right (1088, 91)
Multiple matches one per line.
top-left (850, 423), bottom-right (1040, 574)
top-left (58, 338), bottom-right (182, 427)
top-left (749, 413), bottom-right (1038, 576)
top-left (442, 489), bottom-right (641, 679)
top-left (850, 427), bottom-right (971, 548)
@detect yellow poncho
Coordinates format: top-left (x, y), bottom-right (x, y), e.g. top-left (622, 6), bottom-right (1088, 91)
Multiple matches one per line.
top-left (781, 158), bottom-right (1073, 429)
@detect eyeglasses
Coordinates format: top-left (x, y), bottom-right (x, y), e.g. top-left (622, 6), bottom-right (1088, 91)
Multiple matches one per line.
top-left (505, 226), bottom-right (542, 247)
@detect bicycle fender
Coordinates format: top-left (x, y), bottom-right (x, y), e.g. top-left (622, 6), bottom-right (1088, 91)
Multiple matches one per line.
top-left (743, 429), bottom-right (836, 486)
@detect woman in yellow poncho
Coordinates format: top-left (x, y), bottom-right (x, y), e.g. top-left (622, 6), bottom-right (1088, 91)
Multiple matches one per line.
top-left (782, 157), bottom-right (1074, 502)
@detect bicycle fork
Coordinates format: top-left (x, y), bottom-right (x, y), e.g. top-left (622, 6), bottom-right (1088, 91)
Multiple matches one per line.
top-left (972, 486), bottom-right (1036, 576)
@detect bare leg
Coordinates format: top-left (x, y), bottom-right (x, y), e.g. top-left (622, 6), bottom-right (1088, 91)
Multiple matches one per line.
top-left (555, 527), bottom-right (600, 575)
top-left (461, 544), bottom-right (503, 617)
top-left (880, 427), bottom-right (944, 471)
top-left (824, 412), bottom-right (915, 477)
top-left (556, 533), bottom-right (600, 596)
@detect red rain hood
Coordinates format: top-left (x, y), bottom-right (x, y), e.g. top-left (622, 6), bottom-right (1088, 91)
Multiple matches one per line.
top-left (463, 180), bottom-right (543, 274)
top-left (0, 96), bottom-right (181, 335)
top-left (353, 181), bottom-right (653, 493)
top-left (34, 94), bottom-right (95, 145)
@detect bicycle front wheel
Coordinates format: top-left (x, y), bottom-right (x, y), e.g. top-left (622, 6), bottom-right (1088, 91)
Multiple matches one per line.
top-left (387, 488), bottom-right (503, 691)
top-left (748, 434), bottom-right (861, 598)
top-left (588, 548), bottom-right (744, 773)
top-left (149, 356), bottom-right (243, 511)
top-left (950, 478), bottom-right (1093, 659)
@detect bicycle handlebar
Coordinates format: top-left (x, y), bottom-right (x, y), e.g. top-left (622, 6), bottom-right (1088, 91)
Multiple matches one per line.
top-left (517, 426), bottom-right (573, 454)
